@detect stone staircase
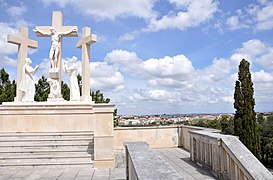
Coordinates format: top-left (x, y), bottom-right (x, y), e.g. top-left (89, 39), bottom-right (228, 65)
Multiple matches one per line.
top-left (0, 131), bottom-right (94, 167)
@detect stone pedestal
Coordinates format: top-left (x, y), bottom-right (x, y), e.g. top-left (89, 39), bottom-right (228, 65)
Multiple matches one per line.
top-left (49, 68), bottom-right (59, 79)
top-left (0, 101), bottom-right (115, 168)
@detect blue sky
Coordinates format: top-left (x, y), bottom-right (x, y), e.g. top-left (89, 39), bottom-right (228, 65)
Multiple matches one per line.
top-left (1, 0), bottom-right (273, 115)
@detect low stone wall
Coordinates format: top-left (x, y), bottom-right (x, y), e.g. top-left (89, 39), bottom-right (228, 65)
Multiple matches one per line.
top-left (124, 142), bottom-right (183, 180)
top-left (114, 126), bottom-right (178, 150)
top-left (189, 130), bottom-right (273, 179)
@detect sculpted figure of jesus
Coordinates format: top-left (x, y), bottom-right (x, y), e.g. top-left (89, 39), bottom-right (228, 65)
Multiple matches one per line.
top-left (33, 27), bottom-right (76, 70)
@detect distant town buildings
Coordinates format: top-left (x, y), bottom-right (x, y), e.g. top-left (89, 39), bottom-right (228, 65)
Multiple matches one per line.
top-left (115, 113), bottom-right (234, 126)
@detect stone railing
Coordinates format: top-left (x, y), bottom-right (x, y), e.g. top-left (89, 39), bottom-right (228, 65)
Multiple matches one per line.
top-left (124, 142), bottom-right (183, 180)
top-left (189, 130), bottom-right (273, 180)
top-left (177, 125), bottom-right (220, 151)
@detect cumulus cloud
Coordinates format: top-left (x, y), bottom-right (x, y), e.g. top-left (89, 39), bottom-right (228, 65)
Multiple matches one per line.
top-left (129, 89), bottom-right (179, 102)
top-left (90, 62), bottom-right (125, 92)
top-left (104, 49), bottom-right (142, 75)
top-left (226, 15), bottom-right (249, 30)
top-left (253, 70), bottom-right (273, 83)
top-left (98, 38), bottom-right (273, 114)
top-left (6, 4), bottom-right (27, 18)
top-left (224, 1), bottom-right (273, 31)
top-left (256, 53), bottom-right (273, 69)
top-left (237, 39), bottom-right (267, 56)
top-left (256, 2), bottom-right (273, 30)
top-left (0, 23), bottom-right (18, 55)
top-left (143, 55), bottom-right (194, 79)
top-left (142, 55), bottom-right (195, 87)
top-left (0, 55), bottom-right (17, 68)
top-left (148, 0), bottom-right (218, 32)
top-left (120, 0), bottom-right (219, 41)
top-left (40, 0), bottom-right (156, 21)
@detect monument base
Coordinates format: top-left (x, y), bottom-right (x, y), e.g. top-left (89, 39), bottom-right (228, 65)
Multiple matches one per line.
top-left (47, 97), bottom-right (65, 102)
top-left (49, 68), bottom-right (59, 79)
top-left (0, 101), bottom-right (115, 168)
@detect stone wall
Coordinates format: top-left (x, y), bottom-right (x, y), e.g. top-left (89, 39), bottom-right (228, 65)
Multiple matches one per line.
top-left (114, 126), bottom-right (178, 149)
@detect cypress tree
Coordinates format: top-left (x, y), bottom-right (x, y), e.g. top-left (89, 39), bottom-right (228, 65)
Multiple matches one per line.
top-left (233, 59), bottom-right (261, 158)
top-left (34, 76), bottom-right (50, 101)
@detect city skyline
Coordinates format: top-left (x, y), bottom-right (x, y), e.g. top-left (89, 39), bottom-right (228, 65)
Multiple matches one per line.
top-left (0, 0), bottom-right (273, 115)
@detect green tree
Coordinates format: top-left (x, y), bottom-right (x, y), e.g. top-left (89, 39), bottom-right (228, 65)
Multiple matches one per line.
top-left (233, 59), bottom-right (260, 158)
top-left (0, 68), bottom-right (16, 103)
top-left (61, 81), bottom-right (70, 101)
top-left (34, 76), bottom-right (50, 101)
top-left (206, 119), bottom-right (221, 130)
top-left (220, 115), bottom-right (234, 135)
top-left (91, 90), bottom-right (110, 103)
top-left (259, 115), bottom-right (273, 166)
top-left (77, 74), bottom-right (82, 96)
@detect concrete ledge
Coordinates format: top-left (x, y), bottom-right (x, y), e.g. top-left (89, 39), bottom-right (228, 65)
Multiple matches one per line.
top-left (124, 142), bottom-right (183, 180)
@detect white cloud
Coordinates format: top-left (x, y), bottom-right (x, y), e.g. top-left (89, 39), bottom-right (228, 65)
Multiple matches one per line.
top-left (0, 23), bottom-right (18, 55)
top-left (90, 62), bottom-right (125, 92)
top-left (221, 1), bottom-right (273, 32)
top-left (142, 55), bottom-right (194, 81)
top-left (101, 38), bottom-right (273, 114)
top-left (119, 31), bottom-right (140, 41)
top-left (105, 49), bottom-right (142, 75)
top-left (0, 55), bottom-right (17, 68)
top-left (146, 0), bottom-right (218, 32)
top-left (226, 15), bottom-right (249, 30)
top-left (129, 89), bottom-right (179, 102)
top-left (6, 4), bottom-right (27, 18)
top-left (256, 2), bottom-right (273, 30)
top-left (253, 70), bottom-right (273, 83)
top-left (237, 39), bottom-right (267, 56)
top-left (41, 0), bottom-right (156, 21)
top-left (256, 52), bottom-right (273, 69)
top-left (120, 0), bottom-right (219, 41)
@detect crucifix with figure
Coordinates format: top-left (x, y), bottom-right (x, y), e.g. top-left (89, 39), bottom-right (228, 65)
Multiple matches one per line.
top-left (34, 11), bottom-right (78, 99)
top-left (7, 27), bottom-right (38, 102)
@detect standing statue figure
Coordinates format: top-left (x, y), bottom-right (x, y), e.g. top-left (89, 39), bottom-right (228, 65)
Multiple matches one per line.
top-left (19, 58), bottom-right (39, 102)
top-left (33, 27), bottom-right (76, 70)
top-left (64, 56), bottom-right (81, 101)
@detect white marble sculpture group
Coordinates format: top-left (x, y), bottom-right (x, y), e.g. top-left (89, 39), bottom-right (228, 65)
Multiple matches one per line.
top-left (7, 11), bottom-right (97, 102)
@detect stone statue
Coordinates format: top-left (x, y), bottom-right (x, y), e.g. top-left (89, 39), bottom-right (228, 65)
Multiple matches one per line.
top-left (33, 27), bottom-right (76, 70)
top-left (64, 56), bottom-right (81, 101)
top-left (47, 78), bottom-right (61, 99)
top-left (19, 58), bottom-right (39, 102)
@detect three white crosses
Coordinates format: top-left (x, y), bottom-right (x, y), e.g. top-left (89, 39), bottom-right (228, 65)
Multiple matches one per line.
top-left (7, 11), bottom-right (97, 102)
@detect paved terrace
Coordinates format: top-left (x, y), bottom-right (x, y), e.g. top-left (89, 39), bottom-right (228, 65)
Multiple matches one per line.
top-left (0, 148), bottom-right (216, 180)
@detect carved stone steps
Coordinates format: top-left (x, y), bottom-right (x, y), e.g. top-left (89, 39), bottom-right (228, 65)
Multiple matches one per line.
top-left (0, 131), bottom-right (94, 167)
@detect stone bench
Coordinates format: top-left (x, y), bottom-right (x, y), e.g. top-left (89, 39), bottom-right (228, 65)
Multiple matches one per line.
top-left (124, 141), bottom-right (183, 180)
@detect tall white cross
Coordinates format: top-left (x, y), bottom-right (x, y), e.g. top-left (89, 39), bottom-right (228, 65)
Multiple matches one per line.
top-left (34, 11), bottom-right (78, 89)
top-left (77, 27), bottom-right (97, 101)
top-left (7, 27), bottom-right (38, 102)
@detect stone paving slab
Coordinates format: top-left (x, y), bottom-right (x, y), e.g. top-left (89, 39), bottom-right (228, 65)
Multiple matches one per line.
top-left (0, 148), bottom-right (215, 180)
top-left (154, 148), bottom-right (217, 180)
